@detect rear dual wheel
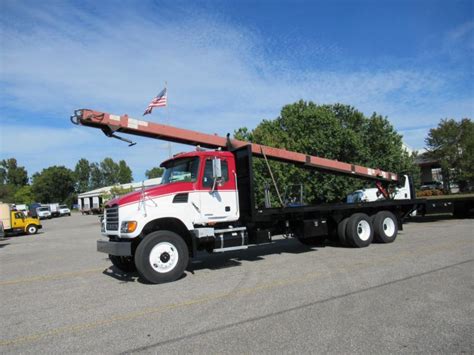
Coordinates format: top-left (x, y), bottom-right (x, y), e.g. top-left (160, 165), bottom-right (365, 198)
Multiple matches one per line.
top-left (338, 211), bottom-right (398, 247)
top-left (337, 217), bottom-right (350, 246)
top-left (338, 213), bottom-right (373, 248)
top-left (345, 213), bottom-right (373, 248)
top-left (372, 211), bottom-right (398, 243)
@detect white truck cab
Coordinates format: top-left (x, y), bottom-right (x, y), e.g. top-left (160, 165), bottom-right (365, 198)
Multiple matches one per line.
top-left (59, 205), bottom-right (71, 216)
top-left (36, 207), bottom-right (52, 219)
top-left (347, 175), bottom-right (412, 203)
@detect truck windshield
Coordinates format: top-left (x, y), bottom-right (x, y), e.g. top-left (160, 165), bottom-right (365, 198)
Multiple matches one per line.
top-left (347, 191), bottom-right (363, 203)
top-left (59, 205), bottom-right (68, 209)
top-left (38, 207), bottom-right (49, 211)
top-left (161, 157), bottom-right (199, 184)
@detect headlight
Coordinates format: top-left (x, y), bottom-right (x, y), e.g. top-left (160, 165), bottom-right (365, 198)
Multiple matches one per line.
top-left (120, 221), bottom-right (137, 233)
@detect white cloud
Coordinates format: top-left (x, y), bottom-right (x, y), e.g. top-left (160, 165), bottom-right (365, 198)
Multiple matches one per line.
top-left (0, 2), bottom-right (472, 180)
top-left (0, 124), bottom-right (179, 180)
top-left (448, 21), bottom-right (474, 41)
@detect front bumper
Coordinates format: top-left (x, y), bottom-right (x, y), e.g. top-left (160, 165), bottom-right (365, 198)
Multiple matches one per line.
top-left (97, 239), bottom-right (132, 256)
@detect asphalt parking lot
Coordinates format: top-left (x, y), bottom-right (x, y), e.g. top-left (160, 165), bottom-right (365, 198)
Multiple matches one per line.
top-left (0, 214), bottom-right (472, 353)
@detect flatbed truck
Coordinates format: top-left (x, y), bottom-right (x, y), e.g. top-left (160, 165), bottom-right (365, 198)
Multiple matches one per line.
top-left (71, 109), bottom-right (430, 284)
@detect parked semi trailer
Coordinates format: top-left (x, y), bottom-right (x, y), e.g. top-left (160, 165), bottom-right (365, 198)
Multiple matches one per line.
top-left (414, 194), bottom-right (474, 218)
top-left (72, 109), bottom-right (421, 284)
top-left (48, 203), bottom-right (60, 217)
top-left (347, 178), bottom-right (474, 218)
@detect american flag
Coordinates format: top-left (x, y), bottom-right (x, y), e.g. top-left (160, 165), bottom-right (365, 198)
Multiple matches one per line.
top-left (143, 88), bottom-right (167, 115)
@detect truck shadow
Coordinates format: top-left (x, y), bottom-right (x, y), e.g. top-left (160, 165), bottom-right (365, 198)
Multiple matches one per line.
top-left (188, 238), bottom-right (325, 273)
top-left (102, 266), bottom-right (188, 284)
top-left (102, 266), bottom-right (138, 283)
top-left (101, 238), bottom-right (344, 284)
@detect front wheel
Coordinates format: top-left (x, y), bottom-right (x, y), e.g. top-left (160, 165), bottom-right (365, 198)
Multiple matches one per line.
top-left (109, 255), bottom-right (137, 272)
top-left (135, 230), bottom-right (189, 284)
top-left (26, 224), bottom-right (38, 235)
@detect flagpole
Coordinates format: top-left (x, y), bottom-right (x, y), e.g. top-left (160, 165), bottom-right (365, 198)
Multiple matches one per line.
top-left (165, 81), bottom-right (172, 158)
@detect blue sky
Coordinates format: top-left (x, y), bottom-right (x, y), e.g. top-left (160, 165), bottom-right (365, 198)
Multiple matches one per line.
top-left (1, 0), bottom-right (473, 181)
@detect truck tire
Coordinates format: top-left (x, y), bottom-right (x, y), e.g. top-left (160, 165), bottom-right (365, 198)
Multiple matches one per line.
top-left (345, 213), bottom-right (373, 248)
top-left (26, 224), bottom-right (38, 235)
top-left (337, 217), bottom-right (350, 246)
top-left (373, 211), bottom-right (398, 243)
top-left (109, 255), bottom-right (137, 272)
top-left (134, 230), bottom-right (189, 284)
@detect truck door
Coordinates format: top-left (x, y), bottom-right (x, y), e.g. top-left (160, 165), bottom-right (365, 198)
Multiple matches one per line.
top-left (12, 212), bottom-right (25, 229)
top-left (199, 156), bottom-right (239, 222)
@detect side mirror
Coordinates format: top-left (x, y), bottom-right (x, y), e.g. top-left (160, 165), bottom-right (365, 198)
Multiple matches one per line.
top-left (211, 158), bottom-right (223, 193)
top-left (212, 158), bottom-right (222, 179)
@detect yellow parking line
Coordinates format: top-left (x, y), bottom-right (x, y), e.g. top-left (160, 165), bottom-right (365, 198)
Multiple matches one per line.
top-left (0, 268), bottom-right (104, 286)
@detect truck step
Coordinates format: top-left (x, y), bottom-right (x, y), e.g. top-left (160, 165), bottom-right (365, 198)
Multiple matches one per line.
top-left (213, 245), bottom-right (248, 253)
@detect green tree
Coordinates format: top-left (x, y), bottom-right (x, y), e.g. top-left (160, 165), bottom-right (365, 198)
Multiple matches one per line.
top-left (425, 118), bottom-right (473, 191)
top-left (74, 158), bottom-right (91, 193)
top-left (31, 166), bottom-right (75, 203)
top-left (13, 185), bottom-right (35, 204)
top-left (0, 158), bottom-right (29, 202)
top-left (0, 184), bottom-right (16, 203)
top-left (117, 160), bottom-right (133, 184)
top-left (145, 167), bottom-right (164, 179)
top-left (101, 185), bottom-right (134, 204)
top-left (87, 158), bottom-right (133, 188)
top-left (235, 101), bottom-right (419, 206)
top-left (89, 162), bottom-right (104, 189)
top-left (100, 158), bottom-right (120, 186)
top-left (0, 158), bottom-right (28, 186)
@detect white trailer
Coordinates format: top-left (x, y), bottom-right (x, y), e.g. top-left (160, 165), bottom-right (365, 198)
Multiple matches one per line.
top-left (49, 203), bottom-right (60, 217)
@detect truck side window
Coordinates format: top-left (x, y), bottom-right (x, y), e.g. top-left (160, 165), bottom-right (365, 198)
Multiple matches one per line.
top-left (15, 212), bottom-right (23, 219)
top-left (202, 159), bottom-right (229, 188)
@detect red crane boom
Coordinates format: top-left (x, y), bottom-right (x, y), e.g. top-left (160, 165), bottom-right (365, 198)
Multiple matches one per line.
top-left (71, 109), bottom-right (398, 182)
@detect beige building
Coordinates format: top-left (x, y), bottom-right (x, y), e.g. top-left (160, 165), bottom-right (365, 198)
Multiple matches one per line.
top-left (77, 178), bottom-right (162, 214)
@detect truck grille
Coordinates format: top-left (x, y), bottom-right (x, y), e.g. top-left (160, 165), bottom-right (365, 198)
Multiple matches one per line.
top-left (105, 206), bottom-right (119, 231)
